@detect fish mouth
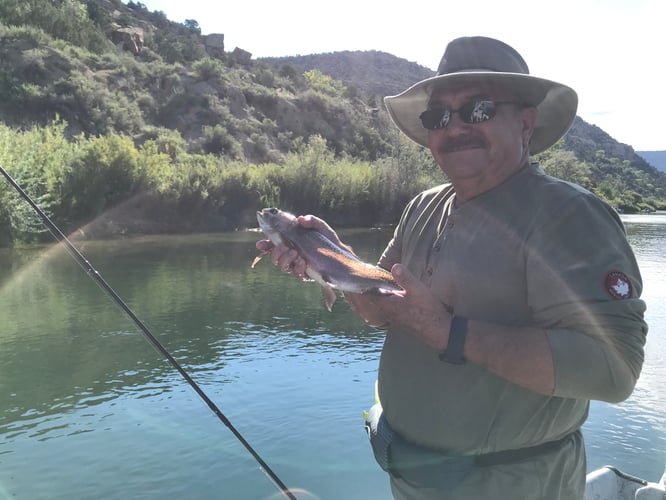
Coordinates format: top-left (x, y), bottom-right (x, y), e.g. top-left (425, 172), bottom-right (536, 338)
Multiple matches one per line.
top-left (256, 210), bottom-right (266, 229)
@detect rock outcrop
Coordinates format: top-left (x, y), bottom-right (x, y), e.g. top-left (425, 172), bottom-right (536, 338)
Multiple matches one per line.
top-left (203, 33), bottom-right (225, 58)
top-left (231, 47), bottom-right (252, 65)
top-left (111, 27), bottom-right (144, 55)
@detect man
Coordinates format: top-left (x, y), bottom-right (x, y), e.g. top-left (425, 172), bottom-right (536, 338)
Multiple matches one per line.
top-left (257, 36), bottom-right (647, 499)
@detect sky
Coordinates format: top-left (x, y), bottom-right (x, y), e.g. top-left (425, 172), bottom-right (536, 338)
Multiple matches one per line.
top-left (137, 0), bottom-right (665, 151)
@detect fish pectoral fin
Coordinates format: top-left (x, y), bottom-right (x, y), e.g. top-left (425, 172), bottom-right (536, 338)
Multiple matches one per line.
top-left (321, 284), bottom-right (337, 312)
top-left (251, 252), bottom-right (268, 269)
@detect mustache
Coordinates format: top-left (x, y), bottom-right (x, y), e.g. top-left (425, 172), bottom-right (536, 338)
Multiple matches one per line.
top-left (438, 135), bottom-right (488, 153)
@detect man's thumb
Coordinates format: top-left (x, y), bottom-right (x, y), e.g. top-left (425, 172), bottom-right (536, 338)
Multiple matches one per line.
top-left (391, 264), bottom-right (419, 290)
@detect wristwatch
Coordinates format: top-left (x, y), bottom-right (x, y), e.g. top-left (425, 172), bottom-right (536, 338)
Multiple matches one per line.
top-left (439, 316), bottom-right (468, 364)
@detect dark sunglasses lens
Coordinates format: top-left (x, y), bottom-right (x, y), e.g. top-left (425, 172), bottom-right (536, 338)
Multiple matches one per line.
top-left (420, 101), bottom-right (499, 130)
top-left (461, 100), bottom-right (497, 124)
top-left (419, 109), bottom-right (450, 130)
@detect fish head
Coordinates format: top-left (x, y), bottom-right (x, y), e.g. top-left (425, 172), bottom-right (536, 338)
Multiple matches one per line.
top-left (256, 208), bottom-right (298, 245)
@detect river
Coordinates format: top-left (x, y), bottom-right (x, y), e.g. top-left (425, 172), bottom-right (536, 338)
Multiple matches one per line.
top-left (0, 214), bottom-right (664, 499)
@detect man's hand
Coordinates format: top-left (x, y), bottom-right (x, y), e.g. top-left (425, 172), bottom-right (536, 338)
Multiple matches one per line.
top-left (255, 214), bottom-right (351, 280)
top-left (346, 264), bottom-right (452, 352)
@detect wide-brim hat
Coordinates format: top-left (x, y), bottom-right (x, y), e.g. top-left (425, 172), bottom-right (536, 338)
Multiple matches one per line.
top-left (384, 36), bottom-right (578, 155)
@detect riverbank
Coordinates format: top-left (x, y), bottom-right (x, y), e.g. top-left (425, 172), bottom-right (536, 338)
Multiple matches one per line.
top-left (40, 204), bottom-right (666, 244)
top-left (8, 191), bottom-right (402, 245)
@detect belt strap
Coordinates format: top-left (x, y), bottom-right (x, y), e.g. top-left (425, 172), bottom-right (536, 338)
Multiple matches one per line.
top-left (366, 402), bottom-right (576, 484)
top-left (474, 432), bottom-right (574, 467)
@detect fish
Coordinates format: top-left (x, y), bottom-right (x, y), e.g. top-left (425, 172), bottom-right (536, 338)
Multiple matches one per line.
top-left (253, 208), bottom-right (404, 311)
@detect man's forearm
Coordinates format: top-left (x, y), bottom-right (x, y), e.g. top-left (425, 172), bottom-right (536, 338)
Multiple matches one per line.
top-left (464, 320), bottom-right (555, 396)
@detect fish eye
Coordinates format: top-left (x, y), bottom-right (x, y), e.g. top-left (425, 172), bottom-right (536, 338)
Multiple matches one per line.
top-left (269, 208), bottom-right (278, 214)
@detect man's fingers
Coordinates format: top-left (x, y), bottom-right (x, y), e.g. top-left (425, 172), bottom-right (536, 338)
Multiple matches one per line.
top-left (298, 215), bottom-right (340, 243)
top-left (298, 214), bottom-right (327, 230)
top-left (256, 239), bottom-right (274, 252)
top-left (270, 244), bottom-right (284, 265)
top-left (279, 249), bottom-right (297, 272)
top-left (298, 214), bottom-right (355, 253)
top-left (254, 240), bottom-right (309, 279)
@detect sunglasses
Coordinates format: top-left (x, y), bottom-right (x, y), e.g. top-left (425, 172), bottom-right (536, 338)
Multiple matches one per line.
top-left (419, 100), bottom-right (518, 130)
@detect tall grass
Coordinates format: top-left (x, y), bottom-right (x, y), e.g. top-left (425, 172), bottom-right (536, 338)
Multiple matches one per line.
top-left (0, 121), bottom-right (445, 245)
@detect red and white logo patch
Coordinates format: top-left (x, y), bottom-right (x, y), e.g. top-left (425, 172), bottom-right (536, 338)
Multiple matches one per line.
top-left (604, 270), bottom-right (632, 300)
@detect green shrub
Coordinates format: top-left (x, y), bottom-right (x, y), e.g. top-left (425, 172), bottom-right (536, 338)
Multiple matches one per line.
top-left (303, 69), bottom-right (346, 97)
top-left (62, 134), bottom-right (142, 222)
top-left (199, 124), bottom-right (243, 158)
top-left (0, 0), bottom-right (111, 53)
top-left (0, 119), bottom-right (80, 240)
top-left (193, 57), bottom-right (227, 82)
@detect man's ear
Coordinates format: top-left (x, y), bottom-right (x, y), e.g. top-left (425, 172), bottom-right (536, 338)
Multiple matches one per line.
top-left (521, 106), bottom-right (538, 147)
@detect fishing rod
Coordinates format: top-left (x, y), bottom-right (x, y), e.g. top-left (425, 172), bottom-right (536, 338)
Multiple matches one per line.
top-left (0, 166), bottom-right (297, 500)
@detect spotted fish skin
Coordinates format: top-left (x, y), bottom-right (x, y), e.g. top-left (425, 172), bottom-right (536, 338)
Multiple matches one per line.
top-left (255, 208), bottom-right (403, 311)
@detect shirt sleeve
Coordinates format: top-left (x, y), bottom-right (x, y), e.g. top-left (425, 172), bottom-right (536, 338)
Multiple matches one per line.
top-left (525, 192), bottom-right (647, 403)
top-left (377, 193), bottom-right (420, 269)
top-left (378, 227), bottom-right (402, 270)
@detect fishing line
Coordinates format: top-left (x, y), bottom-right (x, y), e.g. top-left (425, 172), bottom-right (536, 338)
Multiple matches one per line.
top-left (0, 166), bottom-right (297, 500)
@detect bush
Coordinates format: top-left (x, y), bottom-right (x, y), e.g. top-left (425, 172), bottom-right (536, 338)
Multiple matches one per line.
top-left (0, 0), bottom-right (111, 53)
top-left (61, 134), bottom-right (143, 222)
top-left (199, 124), bottom-right (243, 158)
top-left (0, 119), bottom-right (80, 240)
top-left (303, 69), bottom-right (346, 97)
top-left (193, 57), bottom-right (227, 83)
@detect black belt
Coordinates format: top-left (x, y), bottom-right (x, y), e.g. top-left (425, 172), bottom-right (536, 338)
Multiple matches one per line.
top-left (474, 431), bottom-right (575, 466)
top-left (365, 403), bottom-right (577, 490)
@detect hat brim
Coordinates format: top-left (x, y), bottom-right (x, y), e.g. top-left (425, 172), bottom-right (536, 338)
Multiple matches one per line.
top-left (384, 72), bottom-right (578, 155)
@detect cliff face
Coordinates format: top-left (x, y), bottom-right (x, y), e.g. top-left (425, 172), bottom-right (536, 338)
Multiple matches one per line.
top-left (565, 117), bottom-right (656, 172)
top-left (260, 50), bottom-right (435, 98)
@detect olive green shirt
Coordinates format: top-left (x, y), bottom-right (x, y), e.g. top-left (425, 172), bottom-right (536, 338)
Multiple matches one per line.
top-left (377, 164), bottom-right (647, 498)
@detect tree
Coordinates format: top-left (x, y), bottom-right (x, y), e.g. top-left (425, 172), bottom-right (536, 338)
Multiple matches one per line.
top-left (303, 69), bottom-right (346, 97)
top-left (183, 19), bottom-right (201, 35)
top-left (540, 149), bottom-right (592, 188)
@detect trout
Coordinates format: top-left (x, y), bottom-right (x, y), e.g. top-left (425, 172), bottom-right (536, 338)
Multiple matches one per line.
top-left (253, 208), bottom-right (404, 311)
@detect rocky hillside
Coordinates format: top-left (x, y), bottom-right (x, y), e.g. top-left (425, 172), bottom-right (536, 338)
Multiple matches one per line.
top-left (0, 0), bottom-right (664, 208)
top-left (261, 53), bottom-right (662, 183)
top-left (259, 51), bottom-right (434, 100)
top-left (564, 118), bottom-right (658, 174)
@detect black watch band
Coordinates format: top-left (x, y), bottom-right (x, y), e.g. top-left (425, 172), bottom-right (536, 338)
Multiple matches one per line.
top-left (439, 316), bottom-right (468, 364)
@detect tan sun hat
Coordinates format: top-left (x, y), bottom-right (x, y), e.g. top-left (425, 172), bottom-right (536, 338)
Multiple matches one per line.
top-left (384, 36), bottom-right (578, 155)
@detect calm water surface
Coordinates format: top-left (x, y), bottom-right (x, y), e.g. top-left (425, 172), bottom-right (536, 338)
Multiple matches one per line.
top-left (1, 214), bottom-right (664, 499)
